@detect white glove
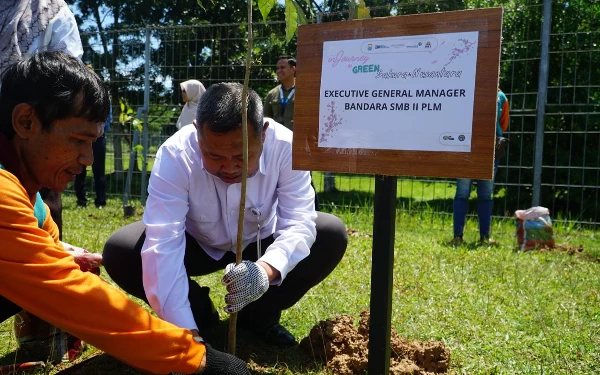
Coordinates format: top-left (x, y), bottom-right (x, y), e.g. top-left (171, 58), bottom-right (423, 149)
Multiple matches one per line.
top-left (221, 260), bottom-right (269, 314)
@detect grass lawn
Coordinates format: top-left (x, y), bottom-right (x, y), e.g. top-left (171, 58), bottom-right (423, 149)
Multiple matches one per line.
top-left (1, 194), bottom-right (599, 374)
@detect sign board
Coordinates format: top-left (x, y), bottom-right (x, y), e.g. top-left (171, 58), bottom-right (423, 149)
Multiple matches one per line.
top-left (293, 8), bottom-right (503, 180)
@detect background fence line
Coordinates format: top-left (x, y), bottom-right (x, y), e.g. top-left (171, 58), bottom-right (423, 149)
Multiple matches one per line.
top-left (71, 0), bottom-right (600, 231)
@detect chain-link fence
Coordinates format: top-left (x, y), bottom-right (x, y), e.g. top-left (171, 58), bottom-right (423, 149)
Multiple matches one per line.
top-left (75, 0), bottom-right (600, 229)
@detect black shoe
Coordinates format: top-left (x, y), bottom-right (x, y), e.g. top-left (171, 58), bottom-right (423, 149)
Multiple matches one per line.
top-left (263, 323), bottom-right (296, 347)
top-left (76, 200), bottom-right (87, 207)
top-left (240, 322), bottom-right (296, 347)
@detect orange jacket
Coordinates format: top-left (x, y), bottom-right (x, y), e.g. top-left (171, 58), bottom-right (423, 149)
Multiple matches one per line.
top-left (0, 169), bottom-right (204, 374)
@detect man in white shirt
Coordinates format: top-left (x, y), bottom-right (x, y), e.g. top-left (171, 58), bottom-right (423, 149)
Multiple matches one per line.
top-left (103, 82), bottom-right (347, 347)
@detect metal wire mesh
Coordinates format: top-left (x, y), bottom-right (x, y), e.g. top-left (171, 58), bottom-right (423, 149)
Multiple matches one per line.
top-left (73, 0), bottom-right (600, 230)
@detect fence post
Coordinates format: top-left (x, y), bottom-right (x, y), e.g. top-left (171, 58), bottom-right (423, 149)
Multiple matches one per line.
top-left (532, 0), bottom-right (552, 207)
top-left (141, 28), bottom-right (151, 205)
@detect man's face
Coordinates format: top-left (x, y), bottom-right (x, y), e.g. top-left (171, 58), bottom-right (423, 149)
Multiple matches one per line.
top-left (276, 59), bottom-right (295, 83)
top-left (197, 122), bottom-right (268, 184)
top-left (18, 107), bottom-right (104, 193)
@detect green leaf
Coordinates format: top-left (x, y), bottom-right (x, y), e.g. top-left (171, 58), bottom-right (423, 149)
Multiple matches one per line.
top-left (258, 0), bottom-right (277, 22)
top-left (285, 0), bottom-right (299, 43)
top-left (302, 0), bottom-right (311, 12)
top-left (296, 0), bottom-right (312, 19)
top-left (291, 0), bottom-right (308, 25)
top-left (356, 0), bottom-right (370, 19)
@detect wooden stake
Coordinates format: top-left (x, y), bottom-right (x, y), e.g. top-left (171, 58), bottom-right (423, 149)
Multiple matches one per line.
top-left (227, 0), bottom-right (253, 356)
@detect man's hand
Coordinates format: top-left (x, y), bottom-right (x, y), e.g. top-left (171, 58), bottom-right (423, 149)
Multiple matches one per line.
top-left (174, 342), bottom-right (250, 375)
top-left (221, 260), bottom-right (269, 313)
top-left (200, 344), bottom-right (250, 374)
top-left (62, 242), bottom-right (102, 275)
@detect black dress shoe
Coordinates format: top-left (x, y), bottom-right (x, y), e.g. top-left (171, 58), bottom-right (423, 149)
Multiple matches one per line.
top-left (262, 324), bottom-right (297, 347)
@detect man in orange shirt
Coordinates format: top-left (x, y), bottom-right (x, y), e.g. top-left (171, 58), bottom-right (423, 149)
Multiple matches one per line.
top-left (0, 51), bottom-right (249, 375)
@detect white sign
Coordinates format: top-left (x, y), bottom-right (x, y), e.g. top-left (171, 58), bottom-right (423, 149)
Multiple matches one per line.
top-left (318, 31), bottom-right (479, 152)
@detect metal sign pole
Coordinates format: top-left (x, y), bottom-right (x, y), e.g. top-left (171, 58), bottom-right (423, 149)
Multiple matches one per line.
top-left (368, 175), bottom-right (397, 375)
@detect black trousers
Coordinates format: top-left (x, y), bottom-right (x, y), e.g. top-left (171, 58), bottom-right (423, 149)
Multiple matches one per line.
top-left (0, 296), bottom-right (23, 324)
top-left (74, 135), bottom-right (107, 207)
top-left (102, 212), bottom-right (347, 328)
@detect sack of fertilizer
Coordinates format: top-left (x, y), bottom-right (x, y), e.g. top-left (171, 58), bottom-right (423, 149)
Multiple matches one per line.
top-left (514, 207), bottom-right (555, 251)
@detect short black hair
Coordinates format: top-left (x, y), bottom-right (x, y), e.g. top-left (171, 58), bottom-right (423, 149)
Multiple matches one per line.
top-left (196, 82), bottom-right (264, 137)
top-left (0, 51), bottom-right (110, 139)
top-left (278, 56), bottom-right (296, 68)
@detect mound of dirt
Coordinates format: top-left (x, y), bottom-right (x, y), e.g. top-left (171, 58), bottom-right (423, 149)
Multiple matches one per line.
top-left (547, 243), bottom-right (584, 255)
top-left (300, 311), bottom-right (450, 375)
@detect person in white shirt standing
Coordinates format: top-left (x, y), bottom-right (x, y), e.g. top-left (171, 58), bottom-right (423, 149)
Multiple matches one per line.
top-left (103, 82), bottom-right (348, 347)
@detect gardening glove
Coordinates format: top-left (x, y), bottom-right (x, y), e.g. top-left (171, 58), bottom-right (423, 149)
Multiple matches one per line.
top-left (221, 260), bottom-right (269, 314)
top-left (171, 343), bottom-right (250, 375)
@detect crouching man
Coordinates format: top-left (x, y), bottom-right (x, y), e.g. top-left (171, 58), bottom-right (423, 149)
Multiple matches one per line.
top-left (103, 82), bottom-right (348, 347)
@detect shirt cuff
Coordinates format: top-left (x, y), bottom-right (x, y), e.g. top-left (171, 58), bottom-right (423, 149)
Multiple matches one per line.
top-left (161, 307), bottom-right (198, 332)
top-left (259, 250), bottom-right (290, 285)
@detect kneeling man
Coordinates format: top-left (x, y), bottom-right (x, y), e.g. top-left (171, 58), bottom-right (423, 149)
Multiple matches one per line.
top-left (103, 82), bottom-right (348, 347)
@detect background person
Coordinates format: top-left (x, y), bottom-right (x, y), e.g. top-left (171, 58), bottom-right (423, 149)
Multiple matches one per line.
top-left (74, 64), bottom-right (110, 209)
top-left (176, 79), bottom-right (206, 130)
top-left (451, 88), bottom-right (510, 244)
top-left (263, 55), bottom-right (320, 210)
top-left (0, 51), bottom-right (249, 375)
top-left (263, 56), bottom-right (296, 131)
top-left (103, 82), bottom-right (347, 348)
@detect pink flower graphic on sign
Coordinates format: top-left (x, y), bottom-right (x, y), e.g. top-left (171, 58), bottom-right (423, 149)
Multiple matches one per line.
top-left (445, 38), bottom-right (477, 66)
top-left (320, 101), bottom-right (343, 143)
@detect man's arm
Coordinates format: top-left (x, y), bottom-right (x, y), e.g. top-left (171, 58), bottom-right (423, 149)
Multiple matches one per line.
top-left (0, 171), bottom-right (204, 374)
top-left (141, 144), bottom-right (199, 331)
top-left (258, 139), bottom-right (317, 282)
top-left (47, 7), bottom-right (84, 59)
top-left (500, 96), bottom-right (510, 132)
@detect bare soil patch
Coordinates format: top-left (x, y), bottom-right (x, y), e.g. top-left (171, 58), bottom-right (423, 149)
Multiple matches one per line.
top-left (300, 311), bottom-right (450, 375)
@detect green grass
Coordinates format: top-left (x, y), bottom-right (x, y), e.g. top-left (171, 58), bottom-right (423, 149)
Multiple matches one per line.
top-left (2, 195), bottom-right (600, 374)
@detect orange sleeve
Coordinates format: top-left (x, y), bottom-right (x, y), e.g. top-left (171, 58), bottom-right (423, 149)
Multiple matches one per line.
top-left (0, 171), bottom-right (204, 374)
top-left (42, 204), bottom-right (61, 246)
top-left (500, 98), bottom-right (510, 132)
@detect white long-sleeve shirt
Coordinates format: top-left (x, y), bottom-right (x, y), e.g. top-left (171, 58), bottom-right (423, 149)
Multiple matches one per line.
top-left (141, 119), bottom-right (317, 331)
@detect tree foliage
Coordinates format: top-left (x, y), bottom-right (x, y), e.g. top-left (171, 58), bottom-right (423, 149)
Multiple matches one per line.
top-left (69, 0), bottom-right (599, 221)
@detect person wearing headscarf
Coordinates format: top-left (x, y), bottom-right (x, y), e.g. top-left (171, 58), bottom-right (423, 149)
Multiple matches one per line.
top-left (176, 79), bottom-right (206, 130)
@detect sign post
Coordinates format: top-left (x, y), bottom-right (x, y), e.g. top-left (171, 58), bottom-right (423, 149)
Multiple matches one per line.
top-left (293, 8), bottom-right (503, 374)
top-left (369, 175), bottom-right (397, 374)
